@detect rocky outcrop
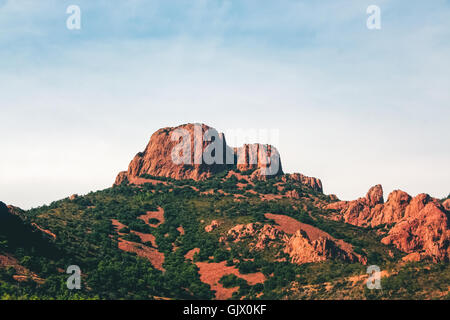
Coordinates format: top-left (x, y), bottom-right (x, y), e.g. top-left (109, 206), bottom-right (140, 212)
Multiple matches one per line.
top-left (282, 173), bottom-right (323, 193)
top-left (366, 184), bottom-right (384, 206)
top-left (205, 220), bottom-right (222, 233)
top-left (327, 186), bottom-right (450, 262)
top-left (234, 143), bottom-right (283, 178)
top-left (327, 185), bottom-right (384, 227)
top-left (381, 199), bottom-right (450, 262)
top-left (115, 123), bottom-right (283, 185)
top-left (220, 223), bottom-right (286, 251)
top-left (402, 252), bottom-right (422, 262)
top-left (220, 221), bottom-right (363, 265)
top-left (369, 190), bottom-right (411, 226)
top-left (115, 124), bottom-right (228, 184)
top-left (284, 230), bottom-right (360, 264)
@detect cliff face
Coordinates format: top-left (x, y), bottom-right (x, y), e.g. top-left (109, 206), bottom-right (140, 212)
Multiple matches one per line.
top-left (115, 123), bottom-right (285, 185)
top-left (327, 186), bottom-right (450, 262)
top-left (115, 124), bottom-right (227, 184)
top-left (234, 143), bottom-right (283, 177)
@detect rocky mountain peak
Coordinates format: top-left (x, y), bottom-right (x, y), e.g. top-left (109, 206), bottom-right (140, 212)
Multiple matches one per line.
top-left (115, 123), bottom-right (284, 184)
top-left (366, 184), bottom-right (384, 206)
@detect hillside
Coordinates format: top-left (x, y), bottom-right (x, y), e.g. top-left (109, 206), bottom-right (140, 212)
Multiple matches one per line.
top-left (1, 123), bottom-right (449, 300)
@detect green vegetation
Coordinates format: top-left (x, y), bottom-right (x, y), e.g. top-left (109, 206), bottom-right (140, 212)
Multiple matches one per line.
top-left (0, 174), bottom-right (447, 300)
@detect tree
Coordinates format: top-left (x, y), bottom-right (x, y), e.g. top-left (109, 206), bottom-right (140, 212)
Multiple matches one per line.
top-left (0, 240), bottom-right (8, 250)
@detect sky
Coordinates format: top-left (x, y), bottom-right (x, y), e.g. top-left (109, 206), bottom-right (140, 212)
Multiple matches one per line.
top-left (0, 0), bottom-right (449, 209)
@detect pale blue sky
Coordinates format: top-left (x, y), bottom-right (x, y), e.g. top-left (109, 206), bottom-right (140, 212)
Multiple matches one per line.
top-left (1, 0), bottom-right (449, 208)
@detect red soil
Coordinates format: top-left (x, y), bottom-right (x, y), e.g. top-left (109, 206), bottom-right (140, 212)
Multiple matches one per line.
top-left (134, 231), bottom-right (157, 247)
top-left (264, 213), bottom-right (356, 255)
top-left (0, 254), bottom-right (44, 283)
top-left (195, 261), bottom-right (265, 300)
top-left (226, 171), bottom-right (254, 185)
top-left (111, 219), bottom-right (127, 232)
top-left (111, 219), bottom-right (163, 270)
top-left (127, 176), bottom-right (168, 186)
top-left (139, 207), bottom-right (165, 227)
top-left (31, 223), bottom-right (56, 239)
top-left (260, 194), bottom-right (284, 201)
top-left (185, 248), bottom-right (200, 261)
top-left (177, 226), bottom-right (185, 235)
top-left (118, 238), bottom-right (165, 271)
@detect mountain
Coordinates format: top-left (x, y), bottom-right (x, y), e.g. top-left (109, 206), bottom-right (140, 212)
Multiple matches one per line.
top-left (1, 123), bottom-right (449, 300)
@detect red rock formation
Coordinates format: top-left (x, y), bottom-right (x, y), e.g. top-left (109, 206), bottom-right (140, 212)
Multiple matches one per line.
top-left (195, 261), bottom-right (265, 300)
top-left (366, 184), bottom-right (384, 206)
top-left (115, 123), bottom-right (284, 185)
top-left (402, 252), bottom-right (422, 262)
top-left (284, 230), bottom-right (360, 264)
top-left (281, 173), bottom-right (323, 193)
top-left (381, 199), bottom-right (450, 262)
top-left (220, 219), bottom-right (364, 265)
top-left (116, 124), bottom-right (226, 184)
top-left (327, 186), bottom-right (450, 262)
top-left (327, 185), bottom-right (384, 227)
top-left (234, 143), bottom-right (283, 177)
top-left (220, 223), bottom-right (286, 251)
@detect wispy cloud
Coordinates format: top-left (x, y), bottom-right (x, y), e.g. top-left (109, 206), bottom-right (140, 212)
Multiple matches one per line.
top-left (1, 1), bottom-right (449, 208)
